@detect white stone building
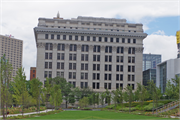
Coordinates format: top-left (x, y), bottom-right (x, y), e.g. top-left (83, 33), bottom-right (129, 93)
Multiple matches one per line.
top-left (34, 15), bottom-right (147, 91)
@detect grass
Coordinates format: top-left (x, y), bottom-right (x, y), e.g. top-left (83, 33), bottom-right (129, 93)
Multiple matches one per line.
top-left (27, 110), bottom-right (174, 119)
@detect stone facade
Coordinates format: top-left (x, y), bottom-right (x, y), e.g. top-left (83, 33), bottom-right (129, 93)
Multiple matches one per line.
top-left (34, 16), bottom-right (147, 91)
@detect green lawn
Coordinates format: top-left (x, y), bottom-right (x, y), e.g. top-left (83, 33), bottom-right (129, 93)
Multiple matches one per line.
top-left (27, 111), bottom-right (174, 119)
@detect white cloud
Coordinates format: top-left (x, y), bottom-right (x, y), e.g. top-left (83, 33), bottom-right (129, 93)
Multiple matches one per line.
top-left (143, 34), bottom-right (177, 61)
top-left (0, 0), bottom-right (179, 79)
top-left (152, 30), bottom-right (166, 35)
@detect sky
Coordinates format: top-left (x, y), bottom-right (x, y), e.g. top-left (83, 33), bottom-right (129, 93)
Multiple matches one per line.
top-left (0, 0), bottom-right (180, 80)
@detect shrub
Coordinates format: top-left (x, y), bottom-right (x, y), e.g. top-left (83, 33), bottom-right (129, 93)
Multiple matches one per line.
top-left (144, 103), bottom-right (164, 111)
top-left (105, 104), bottom-right (115, 109)
top-left (82, 107), bottom-right (92, 110)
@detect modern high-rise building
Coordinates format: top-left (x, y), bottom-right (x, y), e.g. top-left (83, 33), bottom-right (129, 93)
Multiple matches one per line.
top-left (34, 14), bottom-right (147, 91)
top-left (0, 34), bottom-right (23, 79)
top-left (30, 67), bottom-right (36, 80)
top-left (156, 58), bottom-right (180, 93)
top-left (143, 54), bottom-right (161, 71)
top-left (176, 30), bottom-right (180, 58)
top-left (143, 68), bottom-right (156, 86)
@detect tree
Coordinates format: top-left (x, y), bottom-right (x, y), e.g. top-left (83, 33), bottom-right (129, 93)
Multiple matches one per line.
top-left (30, 78), bottom-right (43, 113)
top-left (100, 92), bottom-right (106, 107)
top-left (95, 93), bottom-right (100, 106)
top-left (136, 83), bottom-right (148, 113)
top-left (49, 77), bottom-right (72, 108)
top-left (105, 89), bottom-right (111, 105)
top-left (0, 55), bottom-right (13, 119)
top-left (12, 67), bottom-right (30, 116)
top-left (112, 90), bottom-right (118, 109)
top-left (124, 85), bottom-right (133, 113)
top-left (164, 80), bottom-right (176, 99)
top-left (79, 97), bottom-right (89, 108)
top-left (49, 85), bottom-right (62, 110)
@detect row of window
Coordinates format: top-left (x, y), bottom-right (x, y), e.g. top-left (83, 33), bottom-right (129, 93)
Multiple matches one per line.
top-left (44, 71), bottom-right (135, 81)
top-left (44, 62), bottom-right (135, 73)
top-left (45, 34), bottom-right (136, 43)
top-left (45, 53), bottom-right (135, 63)
top-left (46, 43), bottom-right (135, 54)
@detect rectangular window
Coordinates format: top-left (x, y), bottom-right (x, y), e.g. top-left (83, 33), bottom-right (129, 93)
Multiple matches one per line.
top-left (73, 82), bottom-right (76, 88)
top-left (132, 75), bottom-right (135, 81)
top-left (63, 35), bottom-right (66, 40)
top-left (85, 54), bottom-right (88, 61)
top-left (51, 34), bottom-right (54, 39)
top-left (69, 35), bottom-right (72, 40)
top-left (97, 73), bottom-right (100, 80)
top-left (87, 36), bottom-right (90, 41)
top-left (128, 66), bottom-right (131, 72)
top-left (109, 56), bottom-right (112, 62)
top-left (73, 72), bottom-right (76, 79)
top-left (44, 71), bottom-right (48, 78)
top-left (121, 47), bottom-right (124, 53)
top-left (109, 74), bottom-right (111, 80)
top-left (120, 83), bottom-right (123, 90)
top-left (105, 37), bottom-right (107, 42)
top-left (116, 83), bottom-right (119, 89)
top-left (128, 75), bottom-right (131, 81)
top-left (109, 65), bottom-right (111, 71)
top-left (97, 55), bottom-right (100, 61)
top-left (128, 47), bottom-right (131, 54)
top-left (69, 54), bottom-right (72, 60)
top-left (116, 65), bottom-right (119, 72)
top-left (97, 83), bottom-right (99, 89)
top-left (73, 54), bottom-right (76, 60)
top-left (93, 36), bottom-right (96, 41)
top-left (93, 73), bottom-right (96, 80)
top-left (105, 65), bottom-right (108, 71)
top-left (85, 82), bottom-right (88, 88)
top-left (75, 36), bottom-right (78, 40)
top-left (97, 64), bottom-right (100, 71)
top-left (45, 53), bottom-right (48, 59)
top-left (110, 38), bottom-right (113, 42)
top-left (49, 53), bottom-right (52, 59)
top-left (99, 37), bottom-right (102, 42)
top-left (132, 66), bottom-right (135, 72)
top-left (57, 62), bottom-right (60, 69)
top-left (45, 34), bottom-right (48, 39)
top-left (132, 48), bottom-right (135, 54)
top-left (116, 74), bottom-right (119, 81)
top-left (105, 74), bottom-right (107, 80)
top-left (120, 74), bottom-right (123, 81)
top-left (104, 83), bottom-right (107, 89)
top-left (81, 73), bottom-right (84, 79)
top-left (81, 36), bottom-right (84, 41)
top-left (85, 64), bottom-right (88, 70)
top-left (108, 83), bottom-right (111, 89)
top-left (116, 38), bottom-right (119, 43)
top-left (93, 82), bottom-right (96, 89)
top-left (93, 55), bottom-right (96, 61)
top-left (120, 65), bottom-right (123, 72)
top-left (69, 63), bottom-right (72, 69)
top-left (73, 63), bottom-right (76, 70)
top-left (85, 73), bottom-right (88, 79)
top-left (132, 84), bottom-right (135, 90)
top-left (81, 54), bottom-right (84, 61)
top-left (93, 64), bottom-right (96, 70)
top-left (128, 38), bottom-right (130, 43)
top-left (133, 39), bottom-right (136, 43)
top-left (57, 53), bottom-right (60, 60)
top-left (128, 57), bottom-right (131, 63)
top-left (49, 62), bottom-right (52, 69)
top-left (69, 72), bottom-right (72, 79)
top-left (105, 56), bottom-right (108, 62)
top-left (61, 63), bottom-right (64, 69)
top-left (81, 63), bottom-right (84, 70)
top-left (45, 62), bottom-right (48, 69)
top-left (49, 71), bottom-right (52, 78)
top-left (122, 38), bottom-right (125, 43)
top-left (132, 57), bottom-right (135, 63)
top-left (57, 35), bottom-right (60, 39)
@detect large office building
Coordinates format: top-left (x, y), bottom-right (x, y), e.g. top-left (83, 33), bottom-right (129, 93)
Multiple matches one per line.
top-left (176, 30), bottom-right (180, 58)
top-left (143, 54), bottom-right (161, 71)
top-left (156, 58), bottom-right (180, 93)
top-left (0, 34), bottom-right (23, 79)
top-left (143, 68), bottom-right (156, 86)
top-left (34, 14), bottom-right (147, 91)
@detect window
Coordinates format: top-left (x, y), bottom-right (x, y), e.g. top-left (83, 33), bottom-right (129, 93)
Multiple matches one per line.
top-left (133, 39), bottom-right (136, 43)
top-left (116, 56), bottom-right (123, 63)
top-left (128, 75), bottom-right (131, 81)
top-left (105, 64), bottom-right (111, 71)
top-left (128, 47), bottom-right (131, 54)
top-left (57, 62), bottom-right (60, 69)
top-left (69, 63), bottom-right (76, 70)
top-left (104, 83), bottom-right (107, 89)
top-left (81, 82), bottom-right (84, 88)
top-left (97, 83), bottom-right (99, 89)
top-left (132, 75), bottom-right (135, 81)
top-left (105, 37), bottom-right (108, 42)
top-left (87, 36), bottom-right (90, 41)
top-left (75, 36), bottom-right (78, 40)
top-left (93, 36), bottom-right (96, 41)
top-left (110, 38), bottom-right (113, 42)
top-left (49, 71), bottom-right (52, 78)
top-left (93, 55), bottom-right (100, 61)
top-left (122, 38), bottom-right (125, 43)
top-left (128, 38), bottom-right (131, 43)
top-left (57, 53), bottom-right (65, 60)
top-left (81, 36), bottom-right (84, 41)
top-left (108, 83), bottom-right (111, 89)
top-left (116, 83), bottom-right (119, 89)
top-left (93, 64), bottom-right (100, 71)
top-left (81, 73), bottom-right (88, 79)
top-left (63, 35), bottom-right (66, 40)
top-left (132, 84), bottom-right (135, 90)
top-left (105, 46), bottom-right (112, 53)
top-left (132, 66), bottom-right (135, 72)
top-left (99, 37), bottom-right (102, 42)
top-left (93, 82), bottom-right (96, 89)
top-left (45, 62), bottom-right (48, 68)
top-left (105, 55), bottom-right (112, 62)
top-left (45, 43), bottom-right (53, 50)
top-left (51, 34), bottom-right (54, 39)
top-left (93, 45), bottom-right (100, 52)
top-left (69, 72), bottom-right (76, 79)
top-left (45, 53), bottom-right (48, 59)
top-left (57, 35), bottom-right (60, 39)
top-left (81, 45), bottom-right (89, 52)
top-left (116, 38), bottom-right (119, 43)
top-left (69, 35), bottom-right (72, 40)
top-left (69, 44), bottom-right (77, 51)
top-left (132, 47), bottom-right (135, 54)
top-left (92, 73), bottom-right (100, 80)
top-left (128, 57), bottom-right (131, 63)
top-left (69, 54), bottom-right (76, 60)
top-left (81, 63), bottom-right (88, 70)
top-left (57, 44), bottom-right (65, 51)
top-left (45, 34), bottom-right (48, 39)
top-left (132, 57), bottom-right (135, 63)
top-left (61, 63), bottom-right (64, 69)
top-left (81, 54), bottom-right (88, 61)
top-left (128, 66), bottom-right (131, 72)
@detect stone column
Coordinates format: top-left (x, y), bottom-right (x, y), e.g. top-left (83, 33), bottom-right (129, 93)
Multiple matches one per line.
top-left (112, 46), bottom-right (117, 90)
top-left (88, 45), bottom-right (94, 89)
top-left (100, 45), bottom-right (105, 91)
top-left (76, 44), bottom-right (82, 88)
top-left (52, 43), bottom-right (57, 78)
top-left (36, 42), bottom-right (46, 84)
top-left (64, 44), bottom-right (69, 81)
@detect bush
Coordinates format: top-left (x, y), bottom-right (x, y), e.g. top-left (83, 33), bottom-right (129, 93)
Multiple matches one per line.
top-left (105, 104), bottom-right (115, 109)
top-left (82, 107), bottom-right (92, 110)
top-left (144, 103), bottom-right (164, 111)
top-left (119, 107), bottom-right (137, 112)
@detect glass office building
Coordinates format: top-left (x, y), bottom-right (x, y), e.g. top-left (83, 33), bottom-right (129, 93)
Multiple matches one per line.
top-left (143, 68), bottom-right (156, 86)
top-left (143, 54), bottom-right (161, 71)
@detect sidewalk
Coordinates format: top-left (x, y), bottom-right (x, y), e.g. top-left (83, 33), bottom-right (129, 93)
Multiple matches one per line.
top-left (0, 109), bottom-right (53, 118)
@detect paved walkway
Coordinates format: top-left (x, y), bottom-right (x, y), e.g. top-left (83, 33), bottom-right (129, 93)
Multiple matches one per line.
top-left (0, 109), bottom-right (53, 118)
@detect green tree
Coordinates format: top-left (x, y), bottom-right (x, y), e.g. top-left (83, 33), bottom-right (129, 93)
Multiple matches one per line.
top-left (12, 67), bottom-right (30, 116)
top-left (164, 80), bottom-right (175, 99)
top-left (0, 55), bottom-right (13, 119)
top-left (49, 85), bottom-right (62, 110)
top-left (124, 85), bottom-right (133, 113)
top-left (136, 83), bottom-right (148, 113)
top-left (100, 92), bottom-right (106, 107)
top-left (112, 90), bottom-right (118, 109)
top-left (79, 97), bottom-right (89, 108)
top-left (30, 78), bottom-right (43, 113)
top-left (105, 89), bottom-right (111, 105)
top-left (95, 93), bottom-right (100, 106)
